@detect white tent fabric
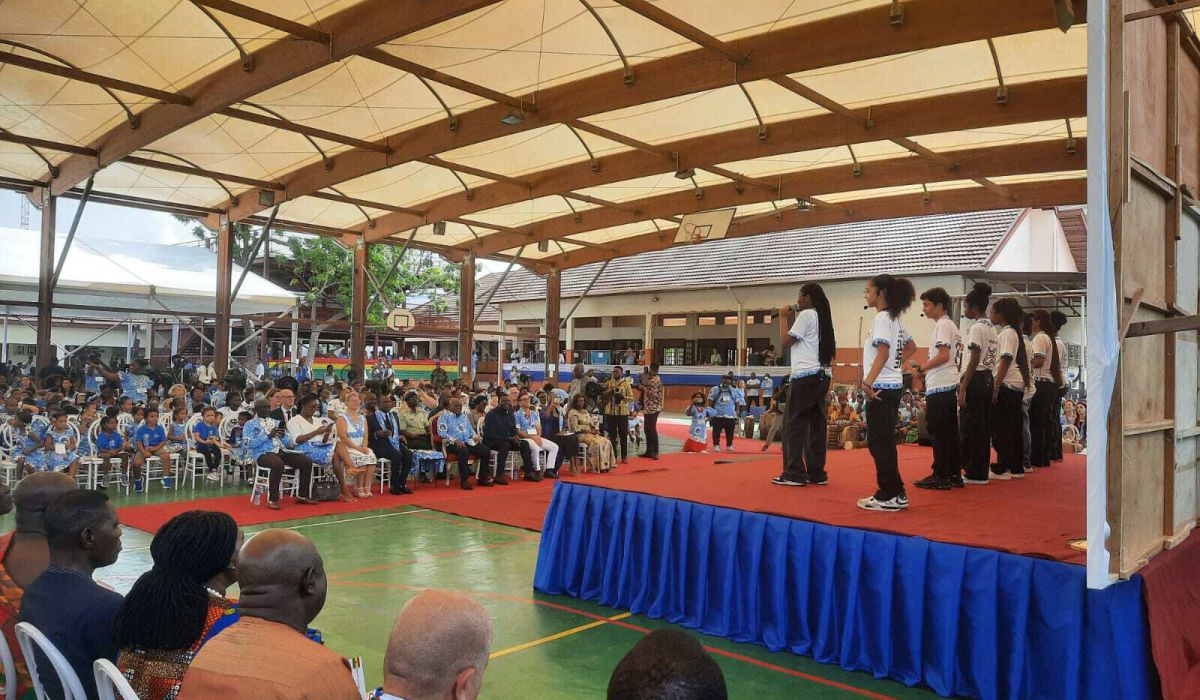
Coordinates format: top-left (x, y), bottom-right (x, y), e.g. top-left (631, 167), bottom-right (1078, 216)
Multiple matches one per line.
top-left (0, 227), bottom-right (297, 316)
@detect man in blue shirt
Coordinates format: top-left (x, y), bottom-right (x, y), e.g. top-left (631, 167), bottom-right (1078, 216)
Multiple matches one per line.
top-left (367, 395), bottom-right (414, 495)
top-left (20, 489), bottom-right (123, 700)
top-left (707, 374), bottom-right (745, 452)
top-left (437, 398), bottom-right (488, 490)
top-left (91, 358), bottom-right (152, 405)
top-left (132, 408), bottom-right (174, 492)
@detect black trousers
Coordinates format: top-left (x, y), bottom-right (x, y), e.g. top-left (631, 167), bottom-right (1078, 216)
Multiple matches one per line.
top-left (604, 415), bottom-right (629, 459)
top-left (959, 371), bottom-right (993, 481)
top-left (781, 374), bottom-right (829, 482)
top-left (1029, 380), bottom-right (1057, 467)
top-left (258, 451), bottom-right (313, 502)
top-left (866, 388), bottom-right (904, 498)
top-left (546, 433), bottom-right (576, 471)
top-left (747, 395), bottom-right (761, 407)
top-left (993, 386), bottom-right (1025, 474)
top-left (445, 441), bottom-right (489, 483)
top-left (1050, 386), bottom-right (1067, 461)
top-left (484, 438), bottom-right (533, 477)
top-left (195, 444), bottom-right (221, 473)
top-left (404, 434), bottom-right (432, 450)
top-left (710, 417), bottom-right (736, 447)
top-left (643, 412), bottom-right (660, 457)
top-left (372, 442), bottom-right (413, 489)
top-left (926, 390), bottom-right (960, 480)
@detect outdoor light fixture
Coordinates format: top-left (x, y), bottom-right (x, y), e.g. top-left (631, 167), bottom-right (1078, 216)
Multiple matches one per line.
top-left (501, 112), bottom-right (525, 125)
top-left (795, 198), bottom-right (813, 211)
top-left (432, 221), bottom-right (447, 236)
top-left (258, 189), bottom-right (275, 206)
top-left (674, 167), bottom-right (696, 180)
top-left (538, 239), bottom-right (549, 252)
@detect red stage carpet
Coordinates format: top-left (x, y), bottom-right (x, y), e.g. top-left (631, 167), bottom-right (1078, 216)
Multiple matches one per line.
top-left (119, 422), bottom-right (1085, 564)
top-left (1139, 528), bottom-right (1200, 700)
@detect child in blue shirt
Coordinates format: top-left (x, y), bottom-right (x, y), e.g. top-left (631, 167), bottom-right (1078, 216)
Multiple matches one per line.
top-left (167, 406), bottom-right (189, 455)
top-left (193, 406), bottom-right (226, 482)
top-left (683, 392), bottom-right (715, 453)
top-left (43, 410), bottom-right (80, 479)
top-left (132, 408), bottom-right (174, 492)
top-left (94, 415), bottom-right (128, 490)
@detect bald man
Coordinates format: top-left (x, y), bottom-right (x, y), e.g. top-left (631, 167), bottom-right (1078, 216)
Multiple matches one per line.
top-left (375, 590), bottom-right (492, 700)
top-left (0, 473), bottom-right (76, 697)
top-left (179, 529), bottom-right (359, 700)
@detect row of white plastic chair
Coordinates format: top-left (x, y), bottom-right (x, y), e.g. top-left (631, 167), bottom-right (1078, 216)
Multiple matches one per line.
top-left (2, 620), bottom-right (136, 700)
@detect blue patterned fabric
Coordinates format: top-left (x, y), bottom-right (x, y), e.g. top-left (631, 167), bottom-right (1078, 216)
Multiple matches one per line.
top-left (533, 484), bottom-right (1155, 700)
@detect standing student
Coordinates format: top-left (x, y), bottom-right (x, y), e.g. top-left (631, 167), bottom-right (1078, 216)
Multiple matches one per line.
top-left (1028, 310), bottom-right (1064, 468)
top-left (639, 364), bottom-right (663, 460)
top-left (912, 288), bottom-right (962, 490)
top-left (773, 283), bottom-right (835, 487)
top-left (683, 393), bottom-right (715, 453)
top-left (707, 374), bottom-right (744, 452)
top-left (857, 274), bottom-right (917, 512)
top-left (1050, 311), bottom-right (1070, 462)
top-left (957, 283), bottom-right (998, 484)
top-left (990, 299), bottom-right (1032, 478)
top-left (602, 367), bottom-right (635, 464)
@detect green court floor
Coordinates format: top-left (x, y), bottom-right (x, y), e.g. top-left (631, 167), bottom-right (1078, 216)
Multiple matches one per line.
top-left (23, 494), bottom-right (942, 700)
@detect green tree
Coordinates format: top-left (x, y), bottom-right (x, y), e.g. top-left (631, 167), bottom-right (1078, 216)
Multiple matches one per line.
top-left (173, 214), bottom-right (262, 267)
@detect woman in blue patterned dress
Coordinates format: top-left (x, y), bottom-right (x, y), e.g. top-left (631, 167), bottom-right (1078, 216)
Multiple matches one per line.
top-left (43, 410), bottom-right (80, 479)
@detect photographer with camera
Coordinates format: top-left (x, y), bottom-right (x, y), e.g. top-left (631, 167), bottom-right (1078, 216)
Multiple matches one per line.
top-left (602, 366), bottom-right (635, 465)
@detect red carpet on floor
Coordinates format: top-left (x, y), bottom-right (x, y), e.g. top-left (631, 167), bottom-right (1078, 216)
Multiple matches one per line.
top-left (1138, 528), bottom-right (1200, 700)
top-left (119, 421), bottom-right (1084, 564)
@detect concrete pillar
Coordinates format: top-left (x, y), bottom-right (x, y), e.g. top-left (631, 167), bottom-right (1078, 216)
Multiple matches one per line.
top-left (125, 320), bottom-right (134, 364)
top-left (214, 217), bottom-right (233, 374)
top-left (545, 268), bottom-right (561, 385)
top-left (643, 312), bottom-right (654, 365)
top-left (350, 238), bottom-right (369, 375)
top-left (36, 193), bottom-right (56, 369)
top-left (290, 305), bottom-right (300, 362)
top-left (457, 254), bottom-right (476, 384)
top-left (736, 304), bottom-right (747, 372)
top-left (565, 315), bottom-right (575, 364)
top-left (170, 319), bottom-right (179, 356)
top-left (3, 305), bottom-right (9, 363)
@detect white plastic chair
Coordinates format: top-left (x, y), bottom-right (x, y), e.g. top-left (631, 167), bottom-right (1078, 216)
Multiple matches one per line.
top-left (183, 414), bottom-right (221, 488)
top-left (0, 425), bottom-right (22, 486)
top-left (93, 659), bottom-right (138, 700)
top-left (15, 621), bottom-right (87, 700)
top-left (219, 416), bottom-right (249, 482)
top-left (0, 623), bottom-right (17, 700)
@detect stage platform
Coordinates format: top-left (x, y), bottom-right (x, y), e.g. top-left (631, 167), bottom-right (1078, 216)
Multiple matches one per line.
top-left (534, 435), bottom-right (1158, 700)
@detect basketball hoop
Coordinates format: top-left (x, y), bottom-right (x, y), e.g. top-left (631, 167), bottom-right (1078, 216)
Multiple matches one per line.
top-left (674, 208), bottom-right (735, 245)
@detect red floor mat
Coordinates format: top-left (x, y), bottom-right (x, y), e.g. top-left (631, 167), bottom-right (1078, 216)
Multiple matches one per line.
top-left (1138, 529), bottom-right (1200, 699)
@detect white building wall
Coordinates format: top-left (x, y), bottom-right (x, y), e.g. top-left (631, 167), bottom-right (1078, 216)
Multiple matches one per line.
top-left (988, 209), bottom-right (1079, 273)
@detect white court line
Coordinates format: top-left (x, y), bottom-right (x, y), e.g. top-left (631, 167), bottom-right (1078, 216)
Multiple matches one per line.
top-left (125, 507), bottom-right (434, 549)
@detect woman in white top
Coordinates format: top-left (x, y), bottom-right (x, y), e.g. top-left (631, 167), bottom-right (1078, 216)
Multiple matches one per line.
top-left (858, 274), bottom-right (917, 512)
top-left (912, 287), bottom-right (962, 490)
top-left (335, 390), bottom-right (377, 498)
top-left (990, 298), bottom-right (1032, 478)
top-left (289, 393), bottom-right (356, 502)
top-left (956, 283), bottom-right (999, 484)
top-left (773, 283), bottom-right (836, 487)
top-left (1028, 309), bottom-right (1065, 469)
top-left (1049, 311), bottom-right (1070, 462)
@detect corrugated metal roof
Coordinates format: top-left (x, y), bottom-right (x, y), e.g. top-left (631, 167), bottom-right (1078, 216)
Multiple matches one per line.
top-left (412, 272), bottom-right (502, 323)
top-left (1055, 207), bottom-right (1088, 273)
top-left (485, 209), bottom-right (1022, 304)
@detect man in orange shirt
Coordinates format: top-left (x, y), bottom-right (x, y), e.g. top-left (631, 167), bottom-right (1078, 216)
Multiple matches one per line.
top-left (178, 529), bottom-right (360, 700)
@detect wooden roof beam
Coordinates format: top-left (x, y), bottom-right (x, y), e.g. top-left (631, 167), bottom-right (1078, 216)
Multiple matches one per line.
top-left (121, 155), bottom-right (282, 190)
top-left (226, 0), bottom-right (1079, 222)
top-left (0, 51), bottom-right (192, 104)
top-left (307, 191), bottom-right (425, 217)
top-left (465, 138), bottom-right (1085, 256)
top-left (611, 0), bottom-right (748, 64)
top-left (191, 0), bottom-right (330, 42)
top-left (0, 131), bottom-right (97, 157)
top-left (360, 75), bottom-right (1085, 244)
top-left (362, 49), bottom-right (533, 112)
top-left (219, 107), bottom-right (391, 153)
top-left (554, 178), bottom-right (1087, 269)
top-left (48, 0), bottom-right (504, 196)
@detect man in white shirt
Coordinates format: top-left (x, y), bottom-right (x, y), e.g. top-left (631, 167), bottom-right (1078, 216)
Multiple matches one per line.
top-left (745, 372), bottom-right (762, 408)
top-left (374, 590), bottom-right (492, 700)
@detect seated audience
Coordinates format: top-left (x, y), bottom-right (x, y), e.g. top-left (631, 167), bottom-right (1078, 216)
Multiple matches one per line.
top-left (177, 529), bottom-right (360, 700)
top-left (375, 590), bottom-right (492, 700)
top-left (116, 511), bottom-right (242, 700)
top-left (19, 489), bottom-right (124, 700)
top-left (482, 393), bottom-right (536, 483)
top-left (367, 394), bottom-right (415, 495)
top-left (438, 398), bottom-right (488, 490)
top-left (607, 629), bottom-right (727, 700)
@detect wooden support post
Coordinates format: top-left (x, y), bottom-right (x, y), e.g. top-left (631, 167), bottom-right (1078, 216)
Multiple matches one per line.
top-left (350, 239), bottom-right (369, 376)
top-left (1105, 0), bottom-right (1125, 579)
top-left (458, 254), bottom-right (476, 385)
top-left (36, 193), bottom-right (55, 370)
top-left (1162, 19), bottom-right (1182, 540)
top-left (545, 268), bottom-right (561, 385)
top-left (643, 313), bottom-right (654, 365)
top-left (214, 217), bottom-right (233, 375)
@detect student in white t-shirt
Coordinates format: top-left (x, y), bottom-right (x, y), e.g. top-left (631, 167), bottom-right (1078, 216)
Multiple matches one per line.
top-left (956, 283), bottom-right (998, 484)
top-left (912, 288), bottom-right (962, 491)
top-left (1049, 311), bottom-right (1070, 462)
top-left (857, 275), bottom-right (917, 512)
top-left (1028, 309), bottom-right (1065, 469)
top-left (990, 298), bottom-right (1032, 478)
top-left (772, 283), bottom-right (836, 488)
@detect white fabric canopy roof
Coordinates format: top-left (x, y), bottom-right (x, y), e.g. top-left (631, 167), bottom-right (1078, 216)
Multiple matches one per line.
top-left (0, 227), bottom-right (297, 316)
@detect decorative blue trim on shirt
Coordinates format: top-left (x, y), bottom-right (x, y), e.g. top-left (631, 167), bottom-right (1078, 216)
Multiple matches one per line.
top-left (789, 368), bottom-right (823, 380)
top-left (933, 341), bottom-right (952, 348)
top-left (870, 338), bottom-right (890, 348)
top-left (872, 381), bottom-right (902, 390)
top-left (927, 385), bottom-right (957, 395)
top-left (788, 331), bottom-right (803, 340)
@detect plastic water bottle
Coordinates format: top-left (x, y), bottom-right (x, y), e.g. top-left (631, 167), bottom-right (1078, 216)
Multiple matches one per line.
top-left (251, 486), bottom-right (261, 506)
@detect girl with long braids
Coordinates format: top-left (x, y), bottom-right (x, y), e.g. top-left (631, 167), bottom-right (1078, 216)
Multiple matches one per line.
top-left (956, 283), bottom-right (998, 484)
top-left (773, 283), bottom-right (836, 487)
top-left (857, 274), bottom-right (918, 512)
top-left (115, 510), bottom-right (243, 699)
top-left (1029, 309), bottom-right (1065, 468)
top-left (990, 298), bottom-right (1032, 478)
top-left (1050, 311), bottom-right (1070, 462)
top-left (912, 287), bottom-right (962, 490)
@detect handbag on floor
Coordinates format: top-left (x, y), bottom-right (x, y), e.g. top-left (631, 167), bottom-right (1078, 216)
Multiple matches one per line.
top-left (311, 479), bottom-right (342, 502)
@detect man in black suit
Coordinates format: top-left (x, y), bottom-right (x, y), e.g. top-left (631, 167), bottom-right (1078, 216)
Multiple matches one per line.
top-left (481, 394), bottom-right (537, 484)
top-left (366, 394), bottom-right (414, 495)
top-left (270, 387), bottom-right (297, 424)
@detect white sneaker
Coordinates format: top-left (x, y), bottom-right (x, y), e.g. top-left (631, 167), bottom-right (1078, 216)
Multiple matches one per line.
top-left (713, 446), bottom-right (722, 453)
top-left (857, 495), bottom-right (907, 512)
top-left (963, 477), bottom-right (990, 485)
top-left (990, 471), bottom-right (1012, 481)
top-left (206, 472), bottom-right (221, 482)
top-left (727, 446), bottom-right (735, 452)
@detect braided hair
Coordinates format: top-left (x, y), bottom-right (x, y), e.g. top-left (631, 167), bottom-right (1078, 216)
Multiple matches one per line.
top-left (800, 283), bottom-right (837, 367)
top-left (113, 510), bottom-right (239, 651)
top-left (994, 298), bottom-right (1031, 387)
